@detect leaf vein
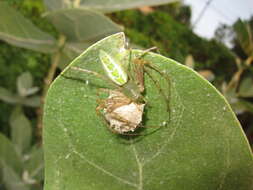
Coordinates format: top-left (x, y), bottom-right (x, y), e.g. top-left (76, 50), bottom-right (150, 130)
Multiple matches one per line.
top-left (143, 84), bottom-right (185, 165)
top-left (132, 143), bottom-right (143, 190)
top-left (73, 150), bottom-right (138, 188)
top-left (60, 123), bottom-right (137, 188)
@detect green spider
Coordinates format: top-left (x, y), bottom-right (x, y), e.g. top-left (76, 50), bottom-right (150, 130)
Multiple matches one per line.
top-left (71, 47), bottom-right (170, 134)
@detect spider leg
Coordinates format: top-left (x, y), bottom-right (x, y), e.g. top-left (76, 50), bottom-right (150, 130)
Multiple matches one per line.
top-left (126, 49), bottom-right (136, 82)
top-left (142, 65), bottom-right (171, 129)
top-left (95, 100), bottom-right (122, 134)
top-left (108, 112), bottom-right (133, 124)
top-left (144, 65), bottom-right (171, 113)
top-left (70, 66), bottom-right (120, 90)
top-left (138, 47), bottom-right (157, 58)
top-left (129, 47), bottom-right (157, 92)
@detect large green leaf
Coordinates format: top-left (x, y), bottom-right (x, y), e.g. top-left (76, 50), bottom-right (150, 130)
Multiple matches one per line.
top-left (43, 33), bottom-right (253, 189)
top-left (44, 0), bottom-right (179, 13)
top-left (44, 8), bottom-right (122, 42)
top-left (0, 2), bottom-right (57, 53)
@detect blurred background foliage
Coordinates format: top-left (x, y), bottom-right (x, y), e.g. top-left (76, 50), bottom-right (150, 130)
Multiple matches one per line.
top-left (0, 0), bottom-right (252, 189)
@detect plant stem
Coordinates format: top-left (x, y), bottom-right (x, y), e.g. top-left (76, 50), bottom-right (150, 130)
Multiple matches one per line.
top-left (37, 34), bottom-right (66, 141)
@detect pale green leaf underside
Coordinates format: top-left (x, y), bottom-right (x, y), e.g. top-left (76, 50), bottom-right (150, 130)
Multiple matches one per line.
top-left (24, 147), bottom-right (44, 181)
top-left (58, 42), bottom-right (91, 69)
top-left (44, 0), bottom-right (178, 13)
top-left (0, 87), bottom-right (19, 104)
top-left (44, 8), bottom-right (122, 42)
top-left (10, 107), bottom-right (32, 155)
top-left (238, 77), bottom-right (253, 97)
top-left (0, 2), bottom-right (57, 53)
top-left (0, 133), bottom-right (22, 175)
top-left (43, 33), bottom-right (253, 190)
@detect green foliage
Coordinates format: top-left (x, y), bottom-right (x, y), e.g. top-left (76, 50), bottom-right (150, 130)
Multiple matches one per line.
top-left (0, 0), bottom-right (53, 132)
top-left (43, 32), bottom-right (253, 190)
top-left (213, 18), bottom-right (253, 143)
top-left (111, 10), bottom-right (236, 81)
top-left (43, 0), bottom-right (177, 13)
top-left (0, 43), bottom-right (49, 86)
top-left (0, 1), bottom-right (190, 189)
top-left (0, 69), bottom-right (43, 132)
top-left (155, 3), bottom-right (192, 25)
top-left (233, 19), bottom-right (253, 57)
top-left (0, 0), bottom-right (253, 189)
top-left (0, 2), bottom-right (57, 53)
top-left (0, 108), bottom-right (44, 190)
top-left (0, 72), bottom-right (40, 107)
top-left (44, 8), bottom-right (122, 42)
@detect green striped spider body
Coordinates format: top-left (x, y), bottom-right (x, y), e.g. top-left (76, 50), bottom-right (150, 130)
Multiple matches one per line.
top-left (71, 48), bottom-right (169, 134)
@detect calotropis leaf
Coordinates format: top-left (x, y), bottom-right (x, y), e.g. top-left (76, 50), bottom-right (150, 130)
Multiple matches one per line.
top-left (0, 133), bottom-right (22, 175)
top-left (64, 42), bottom-right (91, 56)
top-left (43, 0), bottom-right (70, 11)
top-left (235, 99), bottom-right (253, 115)
top-left (17, 72), bottom-right (39, 97)
top-left (58, 42), bottom-right (91, 69)
top-left (0, 87), bottom-right (20, 104)
top-left (238, 76), bottom-right (253, 98)
top-left (9, 107), bottom-right (32, 155)
top-left (22, 96), bottom-right (41, 107)
top-left (44, 8), bottom-right (122, 42)
top-left (1, 164), bottom-right (29, 190)
top-left (43, 33), bottom-right (253, 190)
top-left (24, 146), bottom-right (44, 181)
top-left (43, 0), bottom-right (178, 13)
top-left (0, 2), bottom-right (57, 53)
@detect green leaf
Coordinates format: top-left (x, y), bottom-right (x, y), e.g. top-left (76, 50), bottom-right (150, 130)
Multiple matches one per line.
top-left (0, 87), bottom-right (20, 104)
top-left (0, 133), bottom-right (22, 174)
top-left (43, 0), bottom-right (69, 11)
top-left (1, 164), bottom-right (29, 190)
top-left (44, 0), bottom-right (178, 13)
top-left (43, 33), bottom-right (253, 189)
top-left (17, 72), bottom-right (33, 93)
top-left (9, 107), bottom-right (32, 155)
top-left (64, 42), bottom-right (91, 56)
top-left (17, 72), bottom-right (39, 97)
top-left (59, 42), bottom-right (91, 69)
top-left (24, 146), bottom-right (44, 181)
top-left (231, 99), bottom-right (253, 115)
top-left (44, 8), bottom-right (122, 42)
top-left (0, 2), bottom-right (57, 53)
top-left (234, 19), bottom-right (253, 56)
top-left (23, 96), bottom-right (41, 107)
top-left (238, 76), bottom-right (253, 98)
